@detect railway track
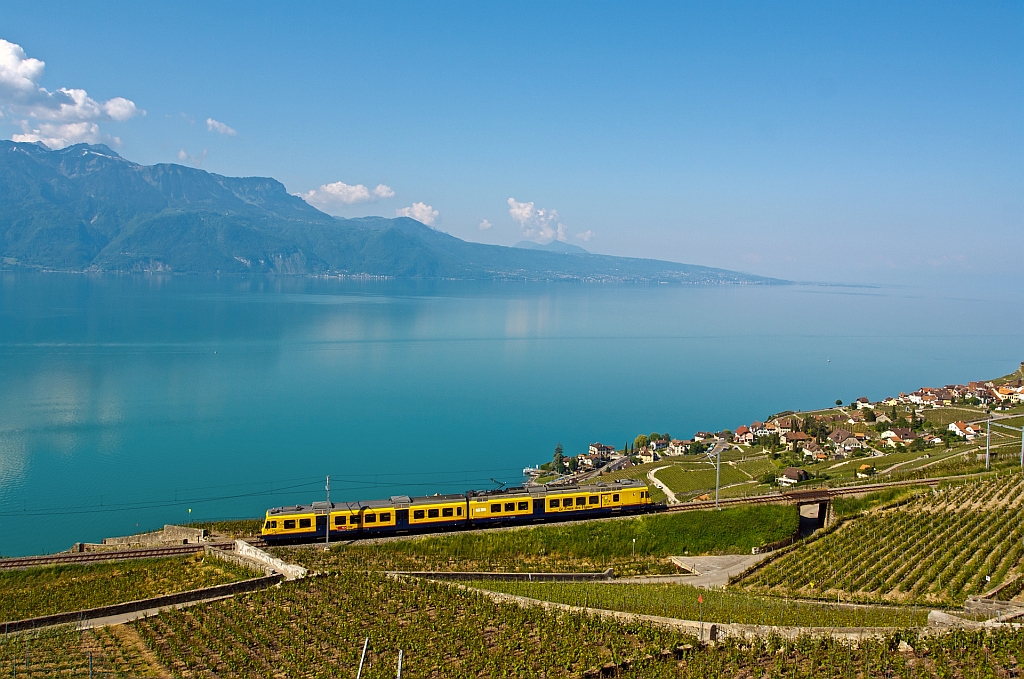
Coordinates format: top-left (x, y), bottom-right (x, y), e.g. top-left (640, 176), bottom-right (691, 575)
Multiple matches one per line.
top-left (0, 544), bottom-right (210, 571)
top-left (662, 476), bottom-right (949, 513)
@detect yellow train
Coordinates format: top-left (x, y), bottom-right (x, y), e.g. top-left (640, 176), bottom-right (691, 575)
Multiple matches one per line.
top-left (262, 479), bottom-right (655, 544)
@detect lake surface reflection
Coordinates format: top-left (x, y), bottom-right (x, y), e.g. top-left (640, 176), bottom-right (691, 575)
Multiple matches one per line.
top-left (1, 273), bottom-right (1020, 556)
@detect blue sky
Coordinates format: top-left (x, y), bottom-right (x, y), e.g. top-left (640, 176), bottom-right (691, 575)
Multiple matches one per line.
top-left (1, 1), bottom-right (1021, 284)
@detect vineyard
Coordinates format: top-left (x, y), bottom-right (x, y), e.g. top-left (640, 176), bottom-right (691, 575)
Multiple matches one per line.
top-left (741, 475), bottom-right (1024, 606)
top-left (0, 554), bottom-right (256, 622)
top-left (469, 580), bottom-right (928, 628)
top-left (5, 599), bottom-right (1024, 678)
top-left (285, 504), bottom-right (798, 576)
top-left (654, 464), bottom-right (749, 497)
top-left (131, 571), bottom-right (692, 678)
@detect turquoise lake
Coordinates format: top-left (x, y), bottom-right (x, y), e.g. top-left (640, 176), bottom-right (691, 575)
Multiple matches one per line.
top-left (1, 272), bottom-right (1021, 556)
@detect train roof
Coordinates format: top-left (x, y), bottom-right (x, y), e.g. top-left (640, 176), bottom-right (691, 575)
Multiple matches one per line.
top-left (264, 479), bottom-right (645, 516)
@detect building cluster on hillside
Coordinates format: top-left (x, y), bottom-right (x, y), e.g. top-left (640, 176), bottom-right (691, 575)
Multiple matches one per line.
top-left (544, 366), bottom-right (1023, 486)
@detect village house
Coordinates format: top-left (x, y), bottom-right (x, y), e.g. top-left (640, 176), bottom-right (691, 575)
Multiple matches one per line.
top-left (781, 431), bottom-right (811, 447)
top-left (855, 397), bottom-right (871, 409)
top-left (948, 421), bottom-right (981, 441)
top-left (847, 410), bottom-right (865, 424)
top-left (778, 467), bottom-right (809, 486)
top-left (751, 421), bottom-right (770, 437)
top-left (649, 439), bottom-right (668, 451)
top-left (733, 425), bottom-right (754, 444)
top-left (828, 428), bottom-right (862, 452)
top-left (637, 450), bottom-right (659, 464)
top-left (802, 441), bottom-right (824, 459)
top-left (856, 464), bottom-right (876, 479)
top-left (588, 443), bottom-right (617, 457)
top-left (772, 416), bottom-right (798, 434)
top-left (576, 453), bottom-right (603, 468)
top-left (668, 439), bottom-right (690, 455)
top-left (693, 431), bottom-right (715, 441)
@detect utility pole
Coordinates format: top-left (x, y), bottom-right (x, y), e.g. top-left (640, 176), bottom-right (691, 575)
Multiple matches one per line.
top-left (1020, 426), bottom-right (1023, 472)
top-left (986, 418), bottom-right (991, 470)
top-left (325, 475), bottom-right (331, 551)
top-left (356, 638), bottom-right (368, 679)
top-left (715, 444), bottom-right (721, 510)
top-left (396, 649), bottom-right (404, 679)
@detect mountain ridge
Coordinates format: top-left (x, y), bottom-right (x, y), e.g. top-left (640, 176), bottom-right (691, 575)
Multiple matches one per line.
top-left (0, 141), bottom-right (787, 284)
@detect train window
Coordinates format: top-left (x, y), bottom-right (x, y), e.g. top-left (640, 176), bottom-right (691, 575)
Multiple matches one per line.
top-left (428, 509), bottom-right (440, 518)
top-left (504, 502), bottom-right (515, 512)
top-left (518, 502), bottom-right (528, 511)
top-left (575, 497), bottom-right (586, 506)
top-left (351, 515), bottom-right (361, 524)
top-left (299, 518), bottom-right (311, 528)
top-left (413, 510), bottom-right (425, 520)
top-left (613, 494), bottom-right (620, 502)
top-left (283, 519), bottom-right (296, 529)
top-left (364, 514), bottom-right (376, 523)
top-left (442, 507), bottom-right (454, 517)
top-left (334, 516), bottom-right (345, 526)
top-left (456, 507), bottom-right (462, 516)
top-left (491, 504), bottom-right (501, 513)
top-left (549, 499), bottom-right (559, 508)
top-left (380, 513), bottom-right (391, 522)
top-left (264, 521), bottom-right (271, 529)
top-left (589, 496), bottom-right (599, 505)
top-left (562, 498), bottom-right (573, 507)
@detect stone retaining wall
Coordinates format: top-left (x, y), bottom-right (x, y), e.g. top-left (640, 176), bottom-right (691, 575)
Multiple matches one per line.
top-left (102, 525), bottom-right (207, 547)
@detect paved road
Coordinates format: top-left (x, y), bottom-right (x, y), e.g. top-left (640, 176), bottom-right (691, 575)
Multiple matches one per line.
top-left (647, 467), bottom-right (679, 505)
top-left (614, 554), bottom-right (770, 588)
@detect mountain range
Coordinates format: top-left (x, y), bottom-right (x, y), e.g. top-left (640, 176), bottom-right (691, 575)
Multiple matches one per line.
top-left (0, 141), bottom-right (785, 284)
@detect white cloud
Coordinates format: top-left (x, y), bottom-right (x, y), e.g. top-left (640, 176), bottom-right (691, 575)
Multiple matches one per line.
top-left (301, 181), bottom-right (396, 212)
top-left (575, 230), bottom-right (594, 242)
top-left (507, 197), bottom-right (569, 243)
top-left (0, 40), bottom-right (44, 91)
top-left (206, 117), bottom-right (237, 136)
top-left (396, 202), bottom-right (438, 226)
top-left (478, 219), bottom-right (492, 230)
top-left (372, 183), bottom-right (395, 199)
top-left (0, 39), bottom-right (143, 149)
top-left (176, 148), bottom-right (207, 166)
top-left (12, 121), bottom-right (107, 148)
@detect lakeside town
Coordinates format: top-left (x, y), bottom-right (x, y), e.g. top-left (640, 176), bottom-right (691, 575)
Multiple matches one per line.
top-left (531, 366), bottom-right (1024, 502)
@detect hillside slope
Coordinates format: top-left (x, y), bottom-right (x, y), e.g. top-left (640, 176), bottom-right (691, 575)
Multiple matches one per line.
top-left (0, 141), bottom-right (785, 283)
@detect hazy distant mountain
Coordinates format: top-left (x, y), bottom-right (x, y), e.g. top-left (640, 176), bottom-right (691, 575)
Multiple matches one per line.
top-left (0, 141), bottom-right (786, 283)
top-left (514, 240), bottom-right (589, 254)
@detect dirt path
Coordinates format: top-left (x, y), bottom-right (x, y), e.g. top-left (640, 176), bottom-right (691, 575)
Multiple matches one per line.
top-left (109, 625), bottom-right (173, 678)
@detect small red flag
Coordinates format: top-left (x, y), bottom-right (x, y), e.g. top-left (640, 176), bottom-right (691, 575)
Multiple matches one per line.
top-left (698, 594), bottom-right (703, 603)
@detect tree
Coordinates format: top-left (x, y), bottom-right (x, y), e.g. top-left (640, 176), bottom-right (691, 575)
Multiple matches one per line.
top-left (649, 432), bottom-right (660, 442)
top-left (553, 443), bottom-right (565, 474)
top-left (836, 399), bottom-right (843, 406)
top-left (864, 409), bottom-right (877, 423)
top-left (634, 434), bottom-right (649, 450)
top-left (567, 456), bottom-right (578, 472)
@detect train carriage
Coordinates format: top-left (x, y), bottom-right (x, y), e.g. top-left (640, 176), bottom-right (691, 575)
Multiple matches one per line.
top-left (262, 478), bottom-right (655, 544)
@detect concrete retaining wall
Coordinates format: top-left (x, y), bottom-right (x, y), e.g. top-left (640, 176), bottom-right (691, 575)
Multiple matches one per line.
top-left (1, 574), bottom-right (282, 635)
top-left (204, 546), bottom-right (275, 577)
top-left (235, 540), bottom-right (307, 580)
top-left (392, 569), bottom-right (615, 582)
top-left (964, 596), bottom-right (1024, 619)
top-left (448, 582), bottom-right (902, 641)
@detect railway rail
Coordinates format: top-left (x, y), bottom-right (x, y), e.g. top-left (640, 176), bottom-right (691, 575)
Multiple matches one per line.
top-left (0, 544), bottom-right (211, 571)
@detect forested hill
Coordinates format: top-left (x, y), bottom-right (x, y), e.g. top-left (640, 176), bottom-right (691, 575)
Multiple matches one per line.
top-left (0, 141), bottom-right (786, 283)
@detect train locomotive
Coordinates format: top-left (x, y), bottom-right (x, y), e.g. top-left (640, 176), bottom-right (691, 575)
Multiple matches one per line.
top-left (261, 479), bottom-right (655, 544)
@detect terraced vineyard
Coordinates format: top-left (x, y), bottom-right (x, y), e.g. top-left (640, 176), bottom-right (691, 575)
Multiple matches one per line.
top-left (0, 554), bottom-right (256, 622)
top-left (741, 475), bottom-right (1024, 605)
top-left (470, 580), bottom-right (927, 627)
top-left (133, 571), bottom-right (689, 678)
